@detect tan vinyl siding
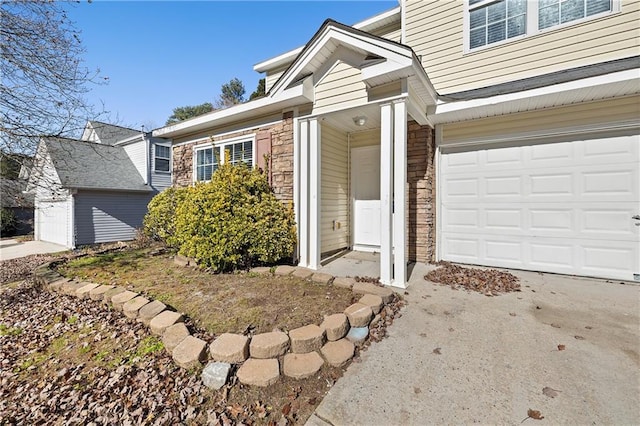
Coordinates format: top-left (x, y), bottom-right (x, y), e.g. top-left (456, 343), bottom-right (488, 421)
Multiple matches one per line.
top-left (265, 64), bottom-right (289, 93)
top-left (321, 124), bottom-right (349, 254)
top-left (350, 129), bottom-right (379, 149)
top-left (442, 96), bottom-right (640, 143)
top-left (314, 61), bottom-right (368, 115)
top-left (405, 0), bottom-right (640, 94)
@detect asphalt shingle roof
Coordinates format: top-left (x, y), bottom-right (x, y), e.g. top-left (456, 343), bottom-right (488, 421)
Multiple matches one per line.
top-left (45, 138), bottom-right (150, 192)
top-left (88, 121), bottom-right (140, 146)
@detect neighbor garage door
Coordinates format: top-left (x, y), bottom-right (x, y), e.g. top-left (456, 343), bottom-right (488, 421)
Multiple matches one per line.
top-left (37, 200), bottom-right (69, 247)
top-left (440, 134), bottom-right (640, 281)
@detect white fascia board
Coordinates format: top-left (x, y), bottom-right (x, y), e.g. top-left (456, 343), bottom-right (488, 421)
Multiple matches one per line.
top-left (152, 85), bottom-right (311, 139)
top-left (272, 25), bottom-right (413, 96)
top-left (432, 68), bottom-right (640, 124)
top-left (253, 6), bottom-right (400, 73)
top-left (113, 134), bottom-right (143, 146)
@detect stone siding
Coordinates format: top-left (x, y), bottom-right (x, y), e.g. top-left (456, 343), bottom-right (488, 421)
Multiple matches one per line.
top-left (171, 112), bottom-right (294, 203)
top-left (407, 121), bottom-right (436, 263)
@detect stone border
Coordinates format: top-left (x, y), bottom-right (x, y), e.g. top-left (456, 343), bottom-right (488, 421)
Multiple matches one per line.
top-left (34, 260), bottom-right (398, 391)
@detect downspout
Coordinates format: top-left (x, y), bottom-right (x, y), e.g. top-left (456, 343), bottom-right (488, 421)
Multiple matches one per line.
top-left (142, 126), bottom-right (150, 186)
top-left (347, 132), bottom-right (351, 248)
top-left (400, 0), bottom-right (406, 44)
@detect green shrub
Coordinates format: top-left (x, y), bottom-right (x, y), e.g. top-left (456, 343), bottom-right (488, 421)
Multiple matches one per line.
top-left (174, 162), bottom-right (296, 272)
top-left (0, 208), bottom-right (16, 237)
top-left (143, 187), bottom-right (188, 246)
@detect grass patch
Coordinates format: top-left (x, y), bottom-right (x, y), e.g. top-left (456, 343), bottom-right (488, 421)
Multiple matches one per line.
top-left (59, 248), bottom-right (355, 335)
top-left (0, 324), bottom-right (23, 336)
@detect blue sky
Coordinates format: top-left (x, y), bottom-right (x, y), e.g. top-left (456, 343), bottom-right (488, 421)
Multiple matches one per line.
top-left (66, 1), bottom-right (397, 131)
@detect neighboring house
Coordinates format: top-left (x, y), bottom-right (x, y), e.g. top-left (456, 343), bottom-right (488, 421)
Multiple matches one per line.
top-left (28, 122), bottom-right (171, 248)
top-left (153, 1), bottom-right (640, 287)
top-left (0, 154), bottom-right (34, 235)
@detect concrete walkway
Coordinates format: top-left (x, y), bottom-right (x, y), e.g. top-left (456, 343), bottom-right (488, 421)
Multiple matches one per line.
top-left (0, 239), bottom-right (68, 261)
top-left (308, 265), bottom-right (640, 425)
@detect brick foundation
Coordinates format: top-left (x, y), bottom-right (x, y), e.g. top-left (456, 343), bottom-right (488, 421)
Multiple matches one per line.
top-left (407, 121), bottom-right (436, 263)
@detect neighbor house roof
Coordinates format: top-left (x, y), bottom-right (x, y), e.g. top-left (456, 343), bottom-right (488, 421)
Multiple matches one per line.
top-left (44, 137), bottom-right (150, 192)
top-left (86, 121), bottom-right (140, 146)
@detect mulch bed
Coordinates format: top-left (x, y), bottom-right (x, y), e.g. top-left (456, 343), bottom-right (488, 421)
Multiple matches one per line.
top-left (425, 262), bottom-right (521, 295)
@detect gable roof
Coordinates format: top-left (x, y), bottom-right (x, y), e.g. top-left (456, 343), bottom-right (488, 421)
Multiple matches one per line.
top-left (85, 121), bottom-right (140, 146)
top-left (44, 137), bottom-right (150, 192)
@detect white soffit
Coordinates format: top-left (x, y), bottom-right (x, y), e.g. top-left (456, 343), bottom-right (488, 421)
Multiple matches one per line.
top-left (432, 69), bottom-right (640, 124)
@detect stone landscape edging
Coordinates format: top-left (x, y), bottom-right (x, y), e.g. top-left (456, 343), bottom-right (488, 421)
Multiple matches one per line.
top-left (33, 258), bottom-right (398, 391)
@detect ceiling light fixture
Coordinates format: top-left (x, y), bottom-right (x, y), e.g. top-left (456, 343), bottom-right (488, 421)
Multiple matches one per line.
top-left (352, 116), bottom-right (367, 127)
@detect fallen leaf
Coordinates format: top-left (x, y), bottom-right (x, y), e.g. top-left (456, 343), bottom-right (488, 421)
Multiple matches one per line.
top-left (557, 344), bottom-right (566, 351)
top-left (419, 333), bottom-right (427, 337)
top-left (585, 326), bottom-right (593, 330)
top-left (551, 323), bottom-right (561, 328)
top-left (509, 312), bottom-right (516, 317)
top-left (413, 387), bottom-right (422, 394)
top-left (307, 397), bottom-right (317, 405)
top-left (448, 327), bottom-right (455, 332)
top-left (281, 402), bottom-right (291, 416)
top-left (536, 306), bottom-right (541, 310)
top-left (433, 347), bottom-right (442, 355)
top-left (574, 335), bottom-right (585, 340)
top-left (527, 409), bottom-right (544, 420)
top-left (542, 387), bottom-right (560, 398)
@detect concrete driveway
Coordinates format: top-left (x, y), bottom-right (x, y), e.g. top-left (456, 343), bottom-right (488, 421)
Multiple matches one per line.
top-left (0, 239), bottom-right (68, 261)
top-left (309, 265), bottom-right (640, 425)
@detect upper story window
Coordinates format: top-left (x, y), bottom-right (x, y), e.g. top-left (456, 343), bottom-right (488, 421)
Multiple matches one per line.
top-left (154, 144), bottom-right (170, 172)
top-left (467, 0), bottom-right (615, 51)
top-left (538, 0), bottom-right (612, 30)
top-left (469, 0), bottom-right (526, 49)
top-left (194, 138), bottom-right (254, 182)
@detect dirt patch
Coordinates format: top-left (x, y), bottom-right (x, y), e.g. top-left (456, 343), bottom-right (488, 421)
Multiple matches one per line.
top-left (425, 262), bottom-right (521, 295)
top-left (57, 248), bottom-right (355, 336)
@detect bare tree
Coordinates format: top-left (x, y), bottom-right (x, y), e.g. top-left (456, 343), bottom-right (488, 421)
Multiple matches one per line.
top-left (0, 0), bottom-right (103, 157)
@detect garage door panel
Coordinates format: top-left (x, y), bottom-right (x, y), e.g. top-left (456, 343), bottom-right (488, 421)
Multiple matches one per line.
top-left (440, 134), bottom-right (640, 281)
top-left (38, 201), bottom-right (68, 247)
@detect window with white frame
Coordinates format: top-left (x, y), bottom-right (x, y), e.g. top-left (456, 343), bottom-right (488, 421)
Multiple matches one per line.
top-left (154, 144), bottom-right (170, 172)
top-left (194, 139), bottom-right (253, 182)
top-left (538, 0), bottom-right (612, 30)
top-left (467, 0), bottom-right (614, 50)
top-left (469, 0), bottom-right (527, 49)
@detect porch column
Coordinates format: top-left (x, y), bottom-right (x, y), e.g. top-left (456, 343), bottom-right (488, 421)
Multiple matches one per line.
top-left (308, 118), bottom-right (321, 270)
top-left (393, 99), bottom-right (408, 287)
top-left (380, 102), bottom-right (394, 285)
top-left (298, 119), bottom-right (309, 267)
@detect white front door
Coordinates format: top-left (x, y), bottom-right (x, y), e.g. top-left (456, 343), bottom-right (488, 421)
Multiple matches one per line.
top-left (352, 145), bottom-right (381, 250)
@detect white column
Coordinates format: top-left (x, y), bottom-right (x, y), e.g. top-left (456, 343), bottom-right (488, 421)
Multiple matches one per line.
top-left (298, 120), bottom-right (309, 267)
top-left (393, 99), bottom-right (407, 287)
top-left (308, 118), bottom-right (321, 270)
top-left (380, 103), bottom-right (394, 285)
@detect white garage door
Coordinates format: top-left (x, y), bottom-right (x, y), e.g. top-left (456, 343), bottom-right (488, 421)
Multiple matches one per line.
top-left (440, 134), bottom-right (640, 281)
top-left (37, 200), bottom-right (69, 247)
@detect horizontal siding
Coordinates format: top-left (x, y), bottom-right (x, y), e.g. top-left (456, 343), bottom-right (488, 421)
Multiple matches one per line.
top-left (75, 191), bottom-right (153, 245)
top-left (150, 141), bottom-right (172, 192)
top-left (314, 61), bottom-right (368, 115)
top-left (265, 64), bottom-right (289, 93)
top-left (442, 96), bottom-right (640, 143)
top-left (350, 129), bottom-right (379, 149)
top-left (405, 0), bottom-right (640, 94)
top-left (321, 124), bottom-right (349, 254)
top-left (123, 140), bottom-right (146, 183)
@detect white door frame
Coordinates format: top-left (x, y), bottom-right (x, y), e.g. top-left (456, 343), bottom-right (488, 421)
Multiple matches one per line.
top-left (351, 145), bottom-right (381, 252)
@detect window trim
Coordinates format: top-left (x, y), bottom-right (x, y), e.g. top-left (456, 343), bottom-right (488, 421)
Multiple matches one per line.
top-left (192, 134), bottom-right (256, 183)
top-left (153, 143), bottom-right (171, 173)
top-left (464, 0), bottom-right (621, 54)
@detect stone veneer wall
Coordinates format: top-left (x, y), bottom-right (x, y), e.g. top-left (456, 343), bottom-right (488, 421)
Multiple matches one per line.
top-left (407, 120), bottom-right (436, 263)
top-left (171, 111), bottom-right (294, 203)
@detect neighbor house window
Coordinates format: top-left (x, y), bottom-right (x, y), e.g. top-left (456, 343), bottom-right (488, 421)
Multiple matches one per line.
top-left (467, 0), bottom-right (615, 51)
top-left (154, 145), bottom-right (170, 172)
top-left (194, 139), bottom-right (253, 182)
top-left (469, 0), bottom-right (527, 49)
top-left (538, 0), bottom-right (611, 30)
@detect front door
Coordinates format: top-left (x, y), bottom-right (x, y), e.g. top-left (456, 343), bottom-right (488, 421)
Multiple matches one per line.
top-left (351, 145), bottom-right (381, 251)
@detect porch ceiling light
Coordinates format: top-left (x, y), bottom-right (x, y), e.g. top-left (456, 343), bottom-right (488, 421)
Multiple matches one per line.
top-left (352, 116), bottom-right (367, 126)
